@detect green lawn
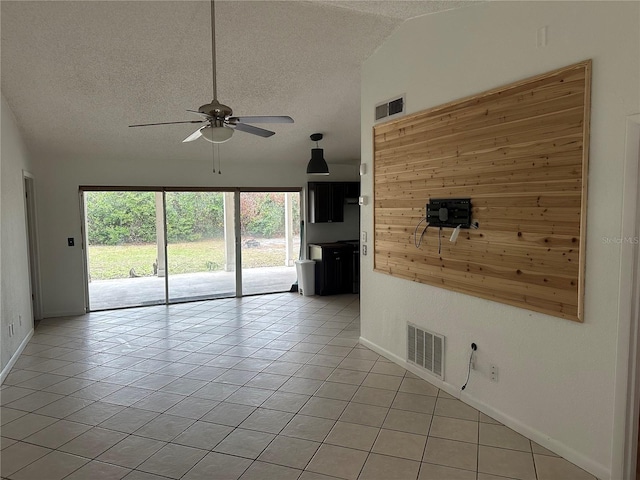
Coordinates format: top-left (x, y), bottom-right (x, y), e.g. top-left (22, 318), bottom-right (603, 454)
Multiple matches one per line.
top-left (88, 239), bottom-right (293, 280)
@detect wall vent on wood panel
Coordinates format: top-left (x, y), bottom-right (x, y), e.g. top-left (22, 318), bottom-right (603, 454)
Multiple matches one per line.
top-left (407, 323), bottom-right (444, 380)
top-left (375, 95), bottom-right (405, 121)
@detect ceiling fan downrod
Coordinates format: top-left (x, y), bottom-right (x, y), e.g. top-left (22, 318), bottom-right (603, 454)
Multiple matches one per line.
top-left (129, 0), bottom-right (293, 142)
top-left (211, 0), bottom-right (217, 102)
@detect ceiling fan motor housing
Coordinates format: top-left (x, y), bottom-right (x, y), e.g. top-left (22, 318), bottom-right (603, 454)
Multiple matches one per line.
top-left (199, 100), bottom-right (233, 124)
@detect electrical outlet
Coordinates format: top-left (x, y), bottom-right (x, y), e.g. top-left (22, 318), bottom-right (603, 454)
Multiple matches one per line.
top-left (490, 364), bottom-right (498, 382)
top-left (362, 245), bottom-right (368, 256)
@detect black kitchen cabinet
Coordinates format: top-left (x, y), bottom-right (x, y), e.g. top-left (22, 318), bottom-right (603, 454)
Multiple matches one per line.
top-left (308, 182), bottom-right (359, 223)
top-left (345, 181), bottom-right (360, 201)
top-left (308, 182), bottom-right (346, 223)
top-left (309, 242), bottom-right (358, 296)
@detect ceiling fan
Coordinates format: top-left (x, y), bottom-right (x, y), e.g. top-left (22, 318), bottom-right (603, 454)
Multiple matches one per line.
top-left (129, 0), bottom-right (293, 143)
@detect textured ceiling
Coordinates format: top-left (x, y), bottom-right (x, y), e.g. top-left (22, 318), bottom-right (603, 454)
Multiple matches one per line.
top-left (1, 1), bottom-right (473, 170)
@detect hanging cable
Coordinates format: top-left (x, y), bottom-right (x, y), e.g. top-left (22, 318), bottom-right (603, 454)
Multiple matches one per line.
top-left (461, 343), bottom-right (477, 391)
top-left (413, 218), bottom-right (429, 248)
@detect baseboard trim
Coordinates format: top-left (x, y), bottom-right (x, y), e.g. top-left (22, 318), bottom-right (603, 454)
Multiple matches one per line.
top-left (42, 310), bottom-right (86, 319)
top-left (1, 328), bottom-right (34, 384)
top-left (359, 336), bottom-right (610, 480)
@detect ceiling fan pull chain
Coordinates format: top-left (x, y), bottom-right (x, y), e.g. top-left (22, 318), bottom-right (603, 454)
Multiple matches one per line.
top-left (217, 143), bottom-right (222, 174)
top-left (211, 143), bottom-right (216, 173)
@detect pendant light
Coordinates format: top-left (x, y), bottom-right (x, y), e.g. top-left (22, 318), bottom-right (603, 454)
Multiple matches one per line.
top-left (306, 133), bottom-right (329, 175)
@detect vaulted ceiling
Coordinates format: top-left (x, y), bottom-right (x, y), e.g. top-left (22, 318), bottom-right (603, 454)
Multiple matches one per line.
top-left (1, 1), bottom-right (472, 170)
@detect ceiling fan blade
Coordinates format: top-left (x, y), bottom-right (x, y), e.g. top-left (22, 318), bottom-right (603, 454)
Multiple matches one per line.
top-left (129, 120), bottom-right (204, 127)
top-left (232, 122), bottom-right (275, 138)
top-left (187, 109), bottom-right (211, 119)
top-left (182, 128), bottom-right (204, 143)
top-left (229, 115), bottom-right (294, 124)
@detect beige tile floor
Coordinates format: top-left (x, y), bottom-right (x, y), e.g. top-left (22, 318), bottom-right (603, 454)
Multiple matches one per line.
top-left (1, 293), bottom-right (596, 480)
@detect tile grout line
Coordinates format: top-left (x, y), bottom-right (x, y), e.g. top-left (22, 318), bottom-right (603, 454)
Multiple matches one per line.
top-left (4, 293), bottom-right (579, 480)
top-left (477, 399), bottom-right (481, 480)
top-left (356, 367), bottom-right (408, 479)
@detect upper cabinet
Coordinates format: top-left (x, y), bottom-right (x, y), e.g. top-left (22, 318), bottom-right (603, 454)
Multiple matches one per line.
top-left (308, 182), bottom-right (359, 223)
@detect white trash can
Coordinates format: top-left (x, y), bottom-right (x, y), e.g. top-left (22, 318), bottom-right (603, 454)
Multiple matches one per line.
top-left (295, 260), bottom-right (316, 296)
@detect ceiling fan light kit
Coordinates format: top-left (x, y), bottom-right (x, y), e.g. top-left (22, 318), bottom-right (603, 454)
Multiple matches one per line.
top-left (129, 0), bottom-right (293, 144)
top-left (201, 125), bottom-right (234, 143)
top-left (307, 133), bottom-right (329, 175)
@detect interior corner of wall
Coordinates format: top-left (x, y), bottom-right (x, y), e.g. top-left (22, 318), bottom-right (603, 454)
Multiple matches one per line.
top-left (1, 327), bottom-right (34, 384)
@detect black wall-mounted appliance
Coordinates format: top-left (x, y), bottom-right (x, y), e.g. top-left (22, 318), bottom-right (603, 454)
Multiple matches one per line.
top-left (426, 198), bottom-right (472, 228)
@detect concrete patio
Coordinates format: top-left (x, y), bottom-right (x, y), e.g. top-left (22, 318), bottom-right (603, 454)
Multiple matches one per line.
top-left (88, 266), bottom-right (299, 310)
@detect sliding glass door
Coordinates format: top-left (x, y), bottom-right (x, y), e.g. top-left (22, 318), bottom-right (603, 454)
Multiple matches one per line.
top-left (240, 192), bottom-right (300, 296)
top-left (83, 188), bottom-right (300, 311)
top-left (84, 190), bottom-right (165, 310)
top-left (165, 191), bottom-right (235, 302)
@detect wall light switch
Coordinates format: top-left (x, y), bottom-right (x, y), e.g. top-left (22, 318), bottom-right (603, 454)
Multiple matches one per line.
top-left (537, 26), bottom-right (548, 47)
top-left (67, 237), bottom-right (75, 247)
top-left (358, 196), bottom-right (367, 206)
top-left (362, 231), bottom-right (367, 242)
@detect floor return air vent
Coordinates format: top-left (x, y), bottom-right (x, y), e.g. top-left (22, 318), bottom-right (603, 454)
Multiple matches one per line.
top-left (407, 323), bottom-right (445, 380)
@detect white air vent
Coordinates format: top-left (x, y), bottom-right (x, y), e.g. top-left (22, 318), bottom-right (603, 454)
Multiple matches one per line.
top-left (407, 323), bottom-right (445, 380)
top-left (375, 95), bottom-right (406, 122)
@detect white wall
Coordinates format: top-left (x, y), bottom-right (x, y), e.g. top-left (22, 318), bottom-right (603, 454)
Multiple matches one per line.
top-left (1, 94), bottom-right (34, 373)
top-left (31, 148), bottom-right (359, 317)
top-left (360, 2), bottom-right (639, 478)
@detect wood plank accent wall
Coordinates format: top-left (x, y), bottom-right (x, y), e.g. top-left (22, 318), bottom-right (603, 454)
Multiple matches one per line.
top-left (373, 61), bottom-right (591, 322)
